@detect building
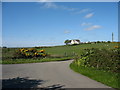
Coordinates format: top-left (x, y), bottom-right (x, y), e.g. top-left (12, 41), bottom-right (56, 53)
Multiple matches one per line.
top-left (70, 39), bottom-right (80, 45)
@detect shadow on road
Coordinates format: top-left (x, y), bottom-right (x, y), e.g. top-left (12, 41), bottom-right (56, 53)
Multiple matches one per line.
top-left (2, 77), bottom-right (65, 89)
top-left (2, 77), bottom-right (44, 88)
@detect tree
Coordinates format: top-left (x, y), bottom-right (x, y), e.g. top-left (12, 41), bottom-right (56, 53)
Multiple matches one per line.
top-left (97, 41), bottom-right (101, 43)
top-left (64, 40), bottom-right (71, 45)
top-left (107, 41), bottom-right (111, 43)
top-left (3, 46), bottom-right (7, 48)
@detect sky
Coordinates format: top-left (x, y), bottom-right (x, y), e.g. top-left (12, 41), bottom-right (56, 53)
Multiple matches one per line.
top-left (2, 2), bottom-right (118, 47)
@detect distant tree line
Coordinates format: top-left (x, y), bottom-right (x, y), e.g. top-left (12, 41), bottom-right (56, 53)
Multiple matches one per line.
top-left (64, 40), bottom-right (116, 45)
top-left (85, 41), bottom-right (112, 44)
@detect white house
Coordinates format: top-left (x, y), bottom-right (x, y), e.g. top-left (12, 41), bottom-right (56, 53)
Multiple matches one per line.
top-left (70, 40), bottom-right (80, 45)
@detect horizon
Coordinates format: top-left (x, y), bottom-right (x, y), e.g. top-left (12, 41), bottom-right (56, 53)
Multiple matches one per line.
top-left (2, 2), bottom-right (118, 47)
top-left (2, 40), bottom-right (119, 48)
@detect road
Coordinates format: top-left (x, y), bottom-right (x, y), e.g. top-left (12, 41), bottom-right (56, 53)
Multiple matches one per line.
top-left (2, 60), bottom-right (112, 89)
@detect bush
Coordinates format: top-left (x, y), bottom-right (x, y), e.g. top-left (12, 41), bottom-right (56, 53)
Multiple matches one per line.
top-left (97, 41), bottom-right (101, 43)
top-left (3, 46), bottom-right (7, 48)
top-left (13, 48), bottom-right (47, 59)
top-left (73, 48), bottom-right (120, 73)
top-left (107, 41), bottom-right (111, 43)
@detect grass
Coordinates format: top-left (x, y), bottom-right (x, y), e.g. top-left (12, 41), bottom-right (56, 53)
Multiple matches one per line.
top-left (70, 62), bottom-right (120, 89)
top-left (1, 43), bottom-right (118, 64)
top-left (1, 57), bottom-right (72, 64)
top-left (40, 43), bottom-right (118, 56)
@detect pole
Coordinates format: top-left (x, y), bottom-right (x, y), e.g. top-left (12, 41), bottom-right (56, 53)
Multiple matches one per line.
top-left (112, 32), bottom-right (114, 42)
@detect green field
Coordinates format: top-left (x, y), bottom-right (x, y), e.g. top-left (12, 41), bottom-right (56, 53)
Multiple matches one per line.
top-left (2, 43), bottom-right (118, 62)
top-left (40, 43), bottom-right (118, 57)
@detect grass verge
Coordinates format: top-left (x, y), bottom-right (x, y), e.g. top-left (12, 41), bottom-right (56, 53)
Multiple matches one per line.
top-left (1, 57), bottom-right (72, 64)
top-left (70, 62), bottom-right (120, 89)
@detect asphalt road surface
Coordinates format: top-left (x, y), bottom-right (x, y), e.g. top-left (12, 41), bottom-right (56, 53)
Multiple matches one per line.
top-left (2, 60), bottom-right (113, 89)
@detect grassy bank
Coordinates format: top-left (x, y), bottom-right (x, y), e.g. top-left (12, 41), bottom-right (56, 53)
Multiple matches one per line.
top-left (69, 46), bottom-right (120, 89)
top-left (2, 47), bottom-right (73, 64)
top-left (1, 57), bottom-right (72, 64)
top-left (70, 63), bottom-right (119, 89)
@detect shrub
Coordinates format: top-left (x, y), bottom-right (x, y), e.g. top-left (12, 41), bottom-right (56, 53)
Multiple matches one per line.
top-left (73, 48), bottom-right (120, 73)
top-left (97, 41), bottom-right (101, 43)
top-left (107, 41), bottom-right (111, 43)
top-left (13, 48), bottom-right (47, 59)
top-left (3, 46), bottom-right (7, 48)
top-left (114, 46), bottom-right (119, 48)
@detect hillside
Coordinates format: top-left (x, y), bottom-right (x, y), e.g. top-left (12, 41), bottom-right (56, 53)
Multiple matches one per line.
top-left (40, 43), bottom-right (118, 57)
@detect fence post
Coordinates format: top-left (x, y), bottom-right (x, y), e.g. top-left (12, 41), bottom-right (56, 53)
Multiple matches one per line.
top-left (64, 52), bottom-right (67, 57)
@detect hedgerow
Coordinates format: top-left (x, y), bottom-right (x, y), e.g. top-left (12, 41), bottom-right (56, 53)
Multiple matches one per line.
top-left (73, 47), bottom-right (120, 73)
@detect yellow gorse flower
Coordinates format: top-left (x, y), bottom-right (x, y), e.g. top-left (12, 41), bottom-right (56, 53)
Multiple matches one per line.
top-left (25, 53), bottom-right (29, 56)
top-left (20, 48), bottom-right (25, 52)
top-left (114, 46), bottom-right (119, 48)
top-left (18, 48), bottom-right (46, 58)
top-left (42, 54), bottom-right (46, 56)
top-left (34, 52), bottom-right (38, 55)
top-left (39, 49), bottom-right (44, 53)
top-left (25, 50), bottom-right (29, 52)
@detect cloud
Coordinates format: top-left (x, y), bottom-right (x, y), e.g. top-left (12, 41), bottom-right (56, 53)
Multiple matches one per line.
top-left (40, 2), bottom-right (78, 11)
top-left (64, 30), bottom-right (70, 34)
top-left (43, 2), bottom-right (58, 9)
top-left (61, 6), bottom-right (78, 11)
top-left (85, 25), bottom-right (102, 30)
top-left (38, 0), bottom-right (48, 2)
top-left (80, 8), bottom-right (90, 13)
top-left (84, 13), bottom-right (94, 18)
top-left (39, 2), bottom-right (93, 16)
top-left (81, 22), bottom-right (92, 26)
top-left (39, 2), bottom-right (94, 18)
top-left (74, 8), bottom-right (92, 14)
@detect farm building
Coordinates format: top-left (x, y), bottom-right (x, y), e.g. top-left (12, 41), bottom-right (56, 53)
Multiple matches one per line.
top-left (70, 39), bottom-right (80, 45)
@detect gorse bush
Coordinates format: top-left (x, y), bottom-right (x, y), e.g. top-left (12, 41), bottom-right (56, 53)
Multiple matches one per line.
top-left (13, 48), bottom-right (47, 59)
top-left (74, 48), bottom-right (120, 73)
